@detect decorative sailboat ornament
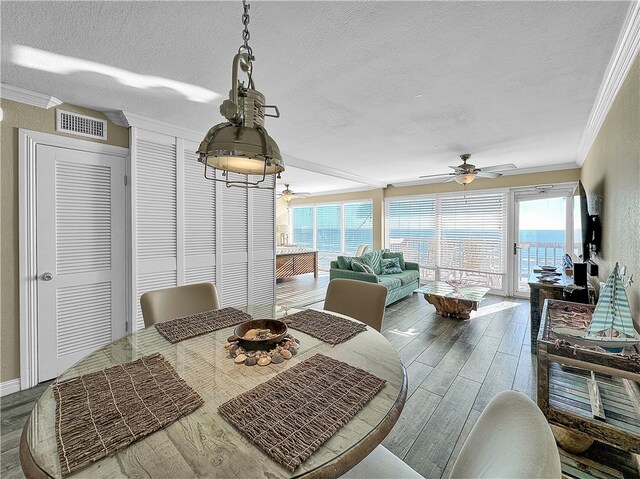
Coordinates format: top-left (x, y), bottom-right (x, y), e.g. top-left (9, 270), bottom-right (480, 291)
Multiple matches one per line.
top-left (583, 263), bottom-right (640, 352)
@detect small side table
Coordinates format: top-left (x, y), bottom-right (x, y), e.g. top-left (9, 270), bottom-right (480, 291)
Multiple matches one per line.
top-left (537, 299), bottom-right (640, 455)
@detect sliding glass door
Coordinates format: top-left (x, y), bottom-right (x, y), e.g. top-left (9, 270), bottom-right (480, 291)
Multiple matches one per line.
top-left (513, 189), bottom-right (574, 296)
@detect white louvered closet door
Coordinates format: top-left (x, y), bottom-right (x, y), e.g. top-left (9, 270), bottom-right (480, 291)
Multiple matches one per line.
top-left (220, 173), bottom-right (249, 306)
top-left (134, 131), bottom-right (178, 330)
top-left (36, 145), bottom-right (125, 382)
top-left (183, 141), bottom-right (216, 286)
top-left (250, 175), bottom-right (276, 305)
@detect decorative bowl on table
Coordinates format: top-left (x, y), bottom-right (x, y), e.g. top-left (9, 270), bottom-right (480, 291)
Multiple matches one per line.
top-left (540, 265), bottom-right (557, 271)
top-left (233, 319), bottom-right (288, 351)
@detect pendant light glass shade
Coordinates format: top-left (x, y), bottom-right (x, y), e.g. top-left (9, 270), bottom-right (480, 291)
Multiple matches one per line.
top-left (199, 124), bottom-right (284, 175)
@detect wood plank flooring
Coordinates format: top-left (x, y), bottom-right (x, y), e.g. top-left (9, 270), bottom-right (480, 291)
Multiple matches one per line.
top-left (1, 273), bottom-right (637, 478)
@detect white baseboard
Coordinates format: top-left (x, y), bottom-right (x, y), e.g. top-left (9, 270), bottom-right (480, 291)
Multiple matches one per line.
top-left (0, 378), bottom-right (21, 397)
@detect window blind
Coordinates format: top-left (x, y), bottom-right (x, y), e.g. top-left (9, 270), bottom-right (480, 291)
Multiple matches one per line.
top-left (386, 197), bottom-right (436, 267)
top-left (291, 201), bottom-right (373, 255)
top-left (316, 205), bottom-right (341, 253)
top-left (385, 192), bottom-right (507, 290)
top-left (344, 203), bottom-right (373, 254)
top-left (291, 207), bottom-right (313, 248)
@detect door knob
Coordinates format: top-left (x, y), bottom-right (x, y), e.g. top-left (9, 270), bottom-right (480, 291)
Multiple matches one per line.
top-left (41, 272), bottom-right (54, 281)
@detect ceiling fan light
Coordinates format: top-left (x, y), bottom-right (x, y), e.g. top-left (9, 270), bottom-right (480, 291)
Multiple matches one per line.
top-left (281, 191), bottom-right (294, 202)
top-left (454, 173), bottom-right (476, 185)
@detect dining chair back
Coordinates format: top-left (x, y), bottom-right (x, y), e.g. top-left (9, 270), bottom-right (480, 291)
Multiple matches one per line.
top-left (450, 390), bottom-right (561, 478)
top-left (140, 282), bottom-right (220, 327)
top-left (354, 244), bottom-right (369, 257)
top-left (324, 279), bottom-right (387, 331)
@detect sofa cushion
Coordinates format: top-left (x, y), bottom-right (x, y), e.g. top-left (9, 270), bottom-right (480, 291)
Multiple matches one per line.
top-left (381, 257), bottom-right (403, 275)
top-left (383, 251), bottom-right (406, 270)
top-left (337, 256), bottom-right (353, 270)
top-left (363, 250), bottom-right (384, 275)
top-left (352, 259), bottom-right (375, 275)
top-left (385, 270), bottom-right (419, 286)
top-left (378, 276), bottom-right (402, 290)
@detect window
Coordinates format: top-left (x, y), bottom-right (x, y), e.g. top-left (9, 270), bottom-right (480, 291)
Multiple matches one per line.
top-left (290, 201), bottom-right (373, 270)
top-left (291, 207), bottom-right (313, 249)
top-left (344, 203), bottom-right (373, 253)
top-left (386, 192), bottom-right (507, 290)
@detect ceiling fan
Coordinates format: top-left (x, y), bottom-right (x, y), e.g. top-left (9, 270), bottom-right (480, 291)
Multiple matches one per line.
top-left (277, 184), bottom-right (310, 203)
top-left (419, 154), bottom-right (517, 185)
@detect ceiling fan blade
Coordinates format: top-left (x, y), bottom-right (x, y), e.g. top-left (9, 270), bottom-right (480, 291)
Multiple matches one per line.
top-left (444, 177), bottom-right (456, 183)
top-left (418, 173), bottom-right (455, 179)
top-left (476, 171), bottom-right (501, 178)
top-left (479, 163), bottom-right (517, 173)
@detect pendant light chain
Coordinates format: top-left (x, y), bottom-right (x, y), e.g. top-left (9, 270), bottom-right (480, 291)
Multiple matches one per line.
top-left (241, 0), bottom-right (254, 88)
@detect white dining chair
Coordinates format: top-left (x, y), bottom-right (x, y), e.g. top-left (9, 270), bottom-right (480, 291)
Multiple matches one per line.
top-left (140, 282), bottom-right (220, 327)
top-left (355, 244), bottom-right (369, 257)
top-left (449, 390), bottom-right (562, 478)
top-left (324, 279), bottom-right (387, 332)
top-left (341, 445), bottom-right (423, 478)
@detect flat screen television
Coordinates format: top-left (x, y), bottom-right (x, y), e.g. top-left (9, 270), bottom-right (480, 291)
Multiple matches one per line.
top-left (574, 180), bottom-right (601, 261)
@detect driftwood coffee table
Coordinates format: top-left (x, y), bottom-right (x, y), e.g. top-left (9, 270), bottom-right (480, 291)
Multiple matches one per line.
top-left (417, 281), bottom-right (490, 319)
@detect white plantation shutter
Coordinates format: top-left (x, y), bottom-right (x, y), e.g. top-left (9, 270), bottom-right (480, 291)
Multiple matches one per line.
top-left (219, 173), bottom-right (249, 306)
top-left (183, 142), bottom-right (216, 285)
top-left (385, 192), bottom-right (507, 290)
top-left (136, 138), bottom-right (177, 262)
top-left (134, 131), bottom-right (178, 329)
top-left (131, 129), bottom-right (276, 326)
top-left (250, 175), bottom-right (275, 305)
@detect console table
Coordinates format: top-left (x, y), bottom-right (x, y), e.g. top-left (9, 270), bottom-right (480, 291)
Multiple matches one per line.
top-left (537, 299), bottom-right (640, 456)
top-left (276, 248), bottom-right (318, 281)
top-left (528, 272), bottom-right (574, 353)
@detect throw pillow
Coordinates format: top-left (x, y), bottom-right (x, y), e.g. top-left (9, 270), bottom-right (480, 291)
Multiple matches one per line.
top-left (337, 256), bottom-right (353, 270)
top-left (352, 259), bottom-right (375, 275)
top-left (363, 250), bottom-right (384, 275)
top-left (381, 257), bottom-right (403, 274)
top-left (383, 251), bottom-right (406, 270)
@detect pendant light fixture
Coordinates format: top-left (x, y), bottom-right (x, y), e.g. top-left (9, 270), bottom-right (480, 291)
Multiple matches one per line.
top-left (197, 0), bottom-right (284, 188)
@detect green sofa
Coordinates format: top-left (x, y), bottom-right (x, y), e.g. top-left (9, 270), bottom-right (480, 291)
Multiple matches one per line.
top-left (329, 251), bottom-right (420, 306)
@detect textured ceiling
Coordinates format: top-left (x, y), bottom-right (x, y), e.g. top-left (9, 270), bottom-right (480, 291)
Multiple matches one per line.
top-left (0, 1), bottom-right (631, 193)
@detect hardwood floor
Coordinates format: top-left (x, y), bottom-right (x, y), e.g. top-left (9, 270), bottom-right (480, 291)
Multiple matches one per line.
top-left (1, 273), bottom-right (636, 478)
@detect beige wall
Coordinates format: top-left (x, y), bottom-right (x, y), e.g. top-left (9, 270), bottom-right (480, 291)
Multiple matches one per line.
top-left (580, 53), bottom-right (640, 331)
top-left (0, 98), bottom-right (129, 382)
top-left (284, 169), bottom-right (580, 252)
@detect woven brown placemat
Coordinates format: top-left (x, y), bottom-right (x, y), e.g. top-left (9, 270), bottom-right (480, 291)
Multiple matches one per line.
top-left (155, 307), bottom-right (252, 343)
top-left (53, 353), bottom-right (203, 476)
top-left (282, 309), bottom-right (367, 345)
top-left (218, 353), bottom-right (386, 472)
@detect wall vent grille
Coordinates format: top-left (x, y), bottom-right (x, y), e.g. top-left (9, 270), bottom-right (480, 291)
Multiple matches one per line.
top-left (56, 109), bottom-right (107, 140)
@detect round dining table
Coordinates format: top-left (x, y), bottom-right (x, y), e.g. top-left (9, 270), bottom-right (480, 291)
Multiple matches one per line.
top-left (20, 305), bottom-right (407, 478)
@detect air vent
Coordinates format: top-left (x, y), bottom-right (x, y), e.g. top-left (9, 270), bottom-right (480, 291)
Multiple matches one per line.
top-left (56, 109), bottom-right (107, 140)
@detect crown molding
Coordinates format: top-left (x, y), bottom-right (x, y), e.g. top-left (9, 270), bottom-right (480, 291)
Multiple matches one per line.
top-left (576, 0), bottom-right (640, 166)
top-left (390, 162), bottom-right (578, 188)
top-left (0, 83), bottom-right (62, 109)
top-left (102, 110), bottom-right (204, 142)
